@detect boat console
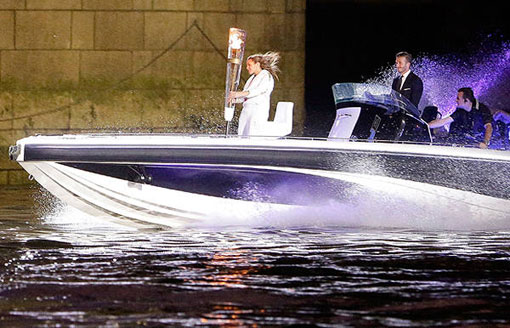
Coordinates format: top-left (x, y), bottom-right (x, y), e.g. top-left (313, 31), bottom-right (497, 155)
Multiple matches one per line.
top-left (328, 83), bottom-right (432, 143)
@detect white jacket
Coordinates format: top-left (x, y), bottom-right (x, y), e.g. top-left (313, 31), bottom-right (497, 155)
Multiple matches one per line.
top-left (241, 70), bottom-right (274, 107)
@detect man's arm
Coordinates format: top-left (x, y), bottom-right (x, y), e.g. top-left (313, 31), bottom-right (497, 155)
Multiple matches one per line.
top-left (428, 116), bottom-right (453, 129)
top-left (479, 123), bottom-right (493, 149)
top-left (391, 77), bottom-right (399, 92)
top-left (410, 76), bottom-right (423, 108)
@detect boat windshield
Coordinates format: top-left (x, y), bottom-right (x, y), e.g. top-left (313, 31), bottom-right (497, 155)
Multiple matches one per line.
top-left (332, 83), bottom-right (421, 118)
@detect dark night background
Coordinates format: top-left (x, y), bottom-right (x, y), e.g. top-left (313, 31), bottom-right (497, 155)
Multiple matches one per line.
top-left (305, 0), bottom-right (510, 136)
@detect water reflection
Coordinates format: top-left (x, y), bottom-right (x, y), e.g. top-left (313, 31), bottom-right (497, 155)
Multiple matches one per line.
top-left (1, 186), bottom-right (510, 326)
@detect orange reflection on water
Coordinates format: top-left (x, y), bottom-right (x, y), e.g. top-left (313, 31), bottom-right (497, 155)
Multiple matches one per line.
top-left (202, 303), bottom-right (259, 327)
top-left (188, 250), bottom-right (266, 289)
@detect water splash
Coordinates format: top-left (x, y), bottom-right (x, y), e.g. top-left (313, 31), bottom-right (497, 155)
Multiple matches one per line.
top-left (368, 41), bottom-right (510, 116)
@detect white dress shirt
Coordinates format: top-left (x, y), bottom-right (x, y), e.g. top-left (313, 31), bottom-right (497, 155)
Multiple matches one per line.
top-left (400, 70), bottom-right (411, 90)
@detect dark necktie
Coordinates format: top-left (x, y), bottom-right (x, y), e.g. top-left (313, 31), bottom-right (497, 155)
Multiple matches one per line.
top-left (400, 76), bottom-right (405, 90)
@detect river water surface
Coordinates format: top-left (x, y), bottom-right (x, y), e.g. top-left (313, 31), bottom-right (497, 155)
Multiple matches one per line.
top-left (1, 186), bottom-right (510, 327)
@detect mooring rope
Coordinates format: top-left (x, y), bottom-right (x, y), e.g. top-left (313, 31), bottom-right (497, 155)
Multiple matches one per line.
top-left (0, 20), bottom-right (231, 124)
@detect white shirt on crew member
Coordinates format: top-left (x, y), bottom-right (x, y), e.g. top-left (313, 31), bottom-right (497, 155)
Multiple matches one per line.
top-left (400, 70), bottom-right (411, 90)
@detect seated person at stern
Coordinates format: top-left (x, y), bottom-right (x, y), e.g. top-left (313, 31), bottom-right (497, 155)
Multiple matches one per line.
top-left (392, 51), bottom-right (423, 108)
top-left (428, 87), bottom-right (493, 149)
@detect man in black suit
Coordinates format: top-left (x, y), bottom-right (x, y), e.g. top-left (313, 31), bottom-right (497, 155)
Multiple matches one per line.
top-left (391, 51), bottom-right (423, 109)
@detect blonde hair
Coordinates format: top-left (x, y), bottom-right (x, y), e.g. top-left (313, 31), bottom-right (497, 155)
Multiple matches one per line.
top-left (247, 51), bottom-right (281, 80)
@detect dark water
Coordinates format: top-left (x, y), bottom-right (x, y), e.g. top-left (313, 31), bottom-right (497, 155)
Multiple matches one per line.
top-left (1, 186), bottom-right (510, 327)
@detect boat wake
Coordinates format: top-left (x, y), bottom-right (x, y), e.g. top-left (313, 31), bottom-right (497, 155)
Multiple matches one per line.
top-left (40, 181), bottom-right (510, 232)
top-left (252, 197), bottom-right (510, 231)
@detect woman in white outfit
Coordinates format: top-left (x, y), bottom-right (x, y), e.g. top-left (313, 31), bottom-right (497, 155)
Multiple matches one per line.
top-left (228, 52), bottom-right (280, 136)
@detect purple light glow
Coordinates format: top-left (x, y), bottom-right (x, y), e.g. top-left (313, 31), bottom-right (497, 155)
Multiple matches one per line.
top-left (368, 42), bottom-right (510, 116)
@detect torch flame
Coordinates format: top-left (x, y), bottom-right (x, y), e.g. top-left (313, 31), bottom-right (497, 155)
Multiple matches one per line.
top-left (224, 28), bottom-right (247, 127)
top-left (229, 30), bottom-right (244, 50)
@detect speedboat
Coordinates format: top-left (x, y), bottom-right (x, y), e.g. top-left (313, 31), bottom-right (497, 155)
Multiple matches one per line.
top-left (9, 83), bottom-right (510, 227)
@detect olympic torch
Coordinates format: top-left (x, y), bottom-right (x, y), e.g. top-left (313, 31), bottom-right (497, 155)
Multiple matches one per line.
top-left (224, 28), bottom-right (247, 135)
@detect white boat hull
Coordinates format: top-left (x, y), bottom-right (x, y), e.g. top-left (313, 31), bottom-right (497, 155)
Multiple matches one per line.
top-left (19, 149), bottom-right (510, 227)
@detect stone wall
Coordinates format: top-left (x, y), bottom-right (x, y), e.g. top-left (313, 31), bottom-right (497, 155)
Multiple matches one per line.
top-left (0, 0), bottom-right (306, 185)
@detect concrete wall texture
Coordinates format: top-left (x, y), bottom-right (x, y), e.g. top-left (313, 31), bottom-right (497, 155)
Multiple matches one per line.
top-left (0, 0), bottom-right (306, 185)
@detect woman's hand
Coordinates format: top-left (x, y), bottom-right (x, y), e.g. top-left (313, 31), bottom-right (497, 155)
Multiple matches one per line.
top-left (227, 91), bottom-right (240, 103)
top-left (228, 91), bottom-right (248, 103)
